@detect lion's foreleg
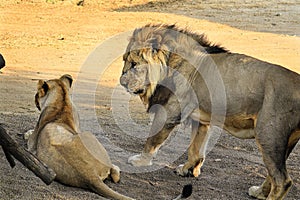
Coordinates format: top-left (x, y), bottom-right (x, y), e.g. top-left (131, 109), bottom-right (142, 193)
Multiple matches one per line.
top-left (144, 125), bottom-right (175, 154)
top-left (128, 125), bottom-right (175, 166)
top-left (176, 122), bottom-right (209, 177)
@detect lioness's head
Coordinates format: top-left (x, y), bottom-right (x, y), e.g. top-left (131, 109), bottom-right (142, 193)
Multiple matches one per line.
top-left (35, 74), bottom-right (73, 111)
top-left (120, 25), bottom-right (171, 103)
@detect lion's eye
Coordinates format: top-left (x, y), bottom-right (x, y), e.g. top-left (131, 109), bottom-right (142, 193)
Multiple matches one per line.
top-left (131, 61), bottom-right (137, 69)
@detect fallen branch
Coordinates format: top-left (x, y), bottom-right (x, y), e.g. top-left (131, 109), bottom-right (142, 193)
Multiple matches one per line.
top-left (0, 125), bottom-right (56, 185)
top-left (2, 145), bottom-right (16, 168)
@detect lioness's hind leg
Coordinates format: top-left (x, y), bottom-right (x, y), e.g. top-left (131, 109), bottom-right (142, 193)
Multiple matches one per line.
top-left (176, 123), bottom-right (209, 177)
top-left (110, 164), bottom-right (120, 183)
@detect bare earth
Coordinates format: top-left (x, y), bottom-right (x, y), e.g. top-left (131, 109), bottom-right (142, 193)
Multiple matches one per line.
top-left (0, 0), bottom-right (299, 200)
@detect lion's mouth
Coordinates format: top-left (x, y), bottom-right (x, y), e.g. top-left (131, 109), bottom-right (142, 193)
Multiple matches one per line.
top-left (133, 89), bottom-right (144, 94)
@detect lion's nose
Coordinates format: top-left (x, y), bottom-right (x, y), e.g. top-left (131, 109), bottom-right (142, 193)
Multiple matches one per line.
top-left (119, 75), bottom-right (128, 88)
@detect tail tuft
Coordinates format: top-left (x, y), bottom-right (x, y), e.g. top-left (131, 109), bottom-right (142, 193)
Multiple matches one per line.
top-left (0, 53), bottom-right (5, 69)
top-left (181, 184), bottom-right (192, 198)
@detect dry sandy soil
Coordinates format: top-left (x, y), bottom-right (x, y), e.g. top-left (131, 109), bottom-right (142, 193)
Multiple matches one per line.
top-left (0, 0), bottom-right (299, 199)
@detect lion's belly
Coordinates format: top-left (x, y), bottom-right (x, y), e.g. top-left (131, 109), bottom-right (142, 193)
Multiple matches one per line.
top-left (190, 109), bottom-right (256, 139)
top-left (223, 119), bottom-right (256, 139)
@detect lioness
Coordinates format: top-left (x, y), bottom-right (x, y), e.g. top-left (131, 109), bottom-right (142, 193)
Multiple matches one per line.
top-left (27, 74), bottom-right (134, 200)
top-left (120, 24), bottom-right (300, 200)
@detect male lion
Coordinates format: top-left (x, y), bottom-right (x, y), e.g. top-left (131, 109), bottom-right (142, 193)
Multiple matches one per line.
top-left (120, 24), bottom-right (300, 200)
top-left (27, 74), bottom-right (134, 200)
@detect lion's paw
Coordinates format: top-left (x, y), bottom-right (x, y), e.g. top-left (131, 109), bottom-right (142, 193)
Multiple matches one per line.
top-left (249, 186), bottom-right (267, 200)
top-left (23, 129), bottom-right (34, 140)
top-left (128, 154), bottom-right (153, 167)
top-left (175, 164), bottom-right (189, 176)
top-left (175, 164), bottom-right (201, 177)
top-left (193, 165), bottom-right (201, 177)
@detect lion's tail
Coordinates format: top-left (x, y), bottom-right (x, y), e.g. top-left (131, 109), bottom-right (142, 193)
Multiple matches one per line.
top-left (90, 178), bottom-right (135, 200)
top-left (173, 184), bottom-right (193, 200)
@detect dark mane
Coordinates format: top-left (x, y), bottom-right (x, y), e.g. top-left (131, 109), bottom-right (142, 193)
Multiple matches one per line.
top-left (141, 24), bottom-right (229, 54)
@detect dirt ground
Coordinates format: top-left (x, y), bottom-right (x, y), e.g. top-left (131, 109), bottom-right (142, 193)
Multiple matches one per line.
top-left (0, 0), bottom-right (299, 199)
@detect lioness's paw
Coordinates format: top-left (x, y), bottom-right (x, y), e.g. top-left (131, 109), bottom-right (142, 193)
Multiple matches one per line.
top-left (248, 186), bottom-right (267, 200)
top-left (23, 129), bottom-right (34, 140)
top-left (128, 154), bottom-right (152, 167)
top-left (111, 164), bottom-right (120, 183)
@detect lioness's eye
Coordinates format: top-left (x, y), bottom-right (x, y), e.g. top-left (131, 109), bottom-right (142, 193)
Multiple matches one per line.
top-left (131, 61), bottom-right (137, 69)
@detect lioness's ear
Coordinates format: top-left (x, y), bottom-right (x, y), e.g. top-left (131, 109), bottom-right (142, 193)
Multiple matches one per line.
top-left (60, 74), bottom-right (73, 88)
top-left (37, 80), bottom-right (49, 96)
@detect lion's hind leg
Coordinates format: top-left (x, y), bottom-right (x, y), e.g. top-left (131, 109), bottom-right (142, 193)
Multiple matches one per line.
top-left (251, 139), bottom-right (292, 200)
top-left (286, 129), bottom-right (300, 159)
top-left (252, 116), bottom-right (295, 199)
top-left (176, 122), bottom-right (209, 177)
top-left (249, 176), bottom-right (271, 200)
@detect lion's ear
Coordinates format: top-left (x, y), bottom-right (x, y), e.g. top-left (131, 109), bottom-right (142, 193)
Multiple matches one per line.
top-left (123, 52), bottom-right (129, 61)
top-left (60, 74), bottom-right (73, 88)
top-left (37, 80), bottom-right (49, 96)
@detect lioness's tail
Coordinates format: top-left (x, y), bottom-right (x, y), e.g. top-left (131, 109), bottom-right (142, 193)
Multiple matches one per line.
top-left (90, 178), bottom-right (134, 200)
top-left (173, 184), bottom-right (193, 200)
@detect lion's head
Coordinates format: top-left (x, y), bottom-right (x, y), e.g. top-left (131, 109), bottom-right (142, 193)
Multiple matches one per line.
top-left (119, 25), bottom-right (175, 104)
top-left (120, 24), bottom-right (227, 105)
top-left (120, 49), bottom-right (170, 97)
